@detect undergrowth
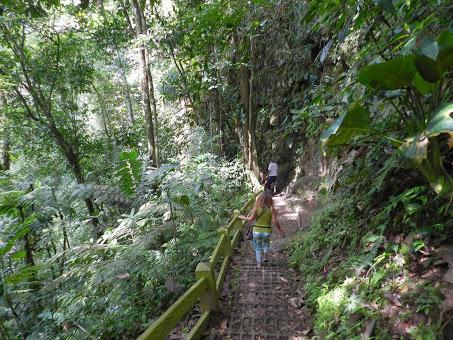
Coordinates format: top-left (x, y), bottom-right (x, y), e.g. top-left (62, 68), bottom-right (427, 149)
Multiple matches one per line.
top-left (289, 144), bottom-right (453, 339)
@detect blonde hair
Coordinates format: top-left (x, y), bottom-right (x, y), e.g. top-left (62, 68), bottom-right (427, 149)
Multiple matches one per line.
top-left (257, 191), bottom-right (273, 208)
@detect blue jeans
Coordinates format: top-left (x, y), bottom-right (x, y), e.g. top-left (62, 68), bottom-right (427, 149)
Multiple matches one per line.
top-left (252, 231), bottom-right (271, 263)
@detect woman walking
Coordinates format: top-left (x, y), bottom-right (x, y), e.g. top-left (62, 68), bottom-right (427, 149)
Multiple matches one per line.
top-left (238, 191), bottom-right (285, 268)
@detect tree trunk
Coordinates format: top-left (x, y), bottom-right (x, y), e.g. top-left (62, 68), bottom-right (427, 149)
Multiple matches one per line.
top-left (131, 0), bottom-right (157, 167)
top-left (208, 87), bottom-right (224, 155)
top-left (146, 62), bottom-right (160, 166)
top-left (0, 91), bottom-right (10, 171)
top-left (18, 204), bottom-right (41, 325)
top-left (239, 66), bottom-right (250, 166)
top-left (43, 114), bottom-right (101, 237)
top-left (248, 35), bottom-right (259, 177)
top-left (118, 58), bottom-right (135, 125)
top-left (92, 84), bottom-right (112, 143)
top-left (0, 259), bottom-right (25, 338)
top-left (17, 96), bottom-right (101, 239)
top-left (0, 139), bottom-right (10, 171)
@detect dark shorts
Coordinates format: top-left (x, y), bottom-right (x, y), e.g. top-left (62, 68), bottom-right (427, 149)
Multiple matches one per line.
top-left (268, 176), bottom-right (277, 184)
top-left (265, 176), bottom-right (277, 190)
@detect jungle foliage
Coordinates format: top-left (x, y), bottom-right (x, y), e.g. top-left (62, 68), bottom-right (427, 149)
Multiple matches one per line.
top-left (0, 0), bottom-right (451, 338)
top-left (0, 0), bottom-right (252, 337)
top-left (289, 0), bottom-right (452, 338)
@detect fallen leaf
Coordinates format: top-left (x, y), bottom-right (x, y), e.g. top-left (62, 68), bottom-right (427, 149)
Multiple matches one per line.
top-left (384, 293), bottom-right (402, 307)
top-left (289, 297), bottom-right (300, 308)
top-left (280, 277), bottom-right (288, 283)
top-left (400, 284), bottom-right (409, 293)
top-left (297, 289), bottom-right (307, 298)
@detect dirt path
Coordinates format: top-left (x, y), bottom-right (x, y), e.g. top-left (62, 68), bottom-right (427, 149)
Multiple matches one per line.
top-left (208, 194), bottom-right (317, 339)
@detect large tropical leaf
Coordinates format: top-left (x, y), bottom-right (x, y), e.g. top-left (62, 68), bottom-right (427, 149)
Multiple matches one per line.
top-left (375, 0), bottom-right (395, 13)
top-left (401, 103), bottom-right (453, 164)
top-left (426, 103), bottom-right (453, 138)
top-left (320, 103), bottom-right (371, 149)
top-left (437, 31), bottom-right (453, 71)
top-left (402, 134), bottom-right (429, 164)
top-left (414, 31), bottom-right (453, 83)
top-left (414, 55), bottom-right (442, 83)
top-left (413, 72), bottom-right (435, 95)
top-left (358, 56), bottom-right (416, 90)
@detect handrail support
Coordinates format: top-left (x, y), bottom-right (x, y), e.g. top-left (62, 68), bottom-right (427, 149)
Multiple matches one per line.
top-left (195, 262), bottom-right (220, 313)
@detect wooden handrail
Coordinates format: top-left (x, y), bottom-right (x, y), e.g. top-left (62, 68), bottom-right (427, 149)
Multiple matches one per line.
top-left (138, 278), bottom-right (208, 340)
top-left (137, 193), bottom-right (257, 340)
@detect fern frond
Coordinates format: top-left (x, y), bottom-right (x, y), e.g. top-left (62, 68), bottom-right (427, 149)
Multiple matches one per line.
top-left (72, 184), bottom-right (132, 207)
top-left (116, 150), bottom-right (143, 196)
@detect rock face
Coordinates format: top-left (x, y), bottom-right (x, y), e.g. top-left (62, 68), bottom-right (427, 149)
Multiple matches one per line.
top-left (437, 244), bottom-right (453, 326)
top-left (438, 245), bottom-right (453, 285)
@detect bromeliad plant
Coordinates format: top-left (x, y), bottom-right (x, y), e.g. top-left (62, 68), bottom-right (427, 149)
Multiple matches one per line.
top-left (321, 30), bottom-right (453, 196)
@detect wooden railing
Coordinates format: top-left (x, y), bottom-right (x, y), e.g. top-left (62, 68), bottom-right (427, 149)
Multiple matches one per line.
top-left (138, 193), bottom-right (257, 340)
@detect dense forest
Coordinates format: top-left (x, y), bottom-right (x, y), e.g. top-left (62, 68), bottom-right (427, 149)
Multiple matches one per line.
top-left (0, 0), bottom-right (452, 339)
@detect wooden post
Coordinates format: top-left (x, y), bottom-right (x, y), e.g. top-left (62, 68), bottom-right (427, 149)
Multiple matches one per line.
top-left (217, 227), bottom-right (232, 256)
top-left (227, 209), bottom-right (240, 234)
top-left (195, 262), bottom-right (220, 312)
top-left (233, 209), bottom-right (242, 231)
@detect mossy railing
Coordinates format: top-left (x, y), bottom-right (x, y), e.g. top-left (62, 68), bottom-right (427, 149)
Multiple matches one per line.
top-left (138, 193), bottom-right (256, 340)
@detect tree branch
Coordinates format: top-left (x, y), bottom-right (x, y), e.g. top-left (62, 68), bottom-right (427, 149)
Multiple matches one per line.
top-left (14, 87), bottom-right (42, 123)
top-left (47, 30), bottom-right (60, 111)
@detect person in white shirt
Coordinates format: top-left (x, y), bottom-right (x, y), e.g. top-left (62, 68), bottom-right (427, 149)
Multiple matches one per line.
top-left (266, 160), bottom-right (278, 193)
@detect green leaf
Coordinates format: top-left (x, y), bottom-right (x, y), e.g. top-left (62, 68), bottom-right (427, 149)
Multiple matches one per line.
top-left (117, 150), bottom-right (142, 196)
top-left (174, 195), bottom-right (190, 207)
top-left (413, 72), bottom-right (435, 95)
top-left (375, 0), bottom-right (394, 13)
top-left (414, 32), bottom-right (452, 82)
top-left (405, 203), bottom-right (422, 215)
top-left (401, 103), bottom-right (453, 164)
top-left (358, 56), bottom-right (416, 90)
top-left (400, 36), bottom-right (416, 55)
top-left (419, 37), bottom-right (438, 60)
top-left (11, 250), bottom-right (26, 260)
top-left (415, 55), bottom-right (441, 83)
top-left (0, 225), bottom-right (30, 256)
top-left (320, 103), bottom-right (371, 149)
top-left (402, 134), bottom-right (428, 164)
top-left (370, 270), bottom-right (385, 288)
top-left (437, 31), bottom-right (453, 71)
top-left (426, 103), bottom-right (453, 137)
top-left (5, 265), bottom-right (39, 285)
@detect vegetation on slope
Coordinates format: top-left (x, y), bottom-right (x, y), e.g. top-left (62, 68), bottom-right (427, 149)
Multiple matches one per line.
top-left (287, 0), bottom-right (452, 338)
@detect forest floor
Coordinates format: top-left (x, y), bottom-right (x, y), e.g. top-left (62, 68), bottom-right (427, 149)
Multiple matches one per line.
top-left (207, 193), bottom-right (318, 339)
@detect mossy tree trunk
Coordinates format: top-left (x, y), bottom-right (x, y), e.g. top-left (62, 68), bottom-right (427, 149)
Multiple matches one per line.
top-left (130, 0), bottom-right (158, 167)
top-left (0, 91), bottom-right (11, 171)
